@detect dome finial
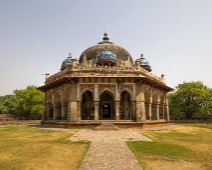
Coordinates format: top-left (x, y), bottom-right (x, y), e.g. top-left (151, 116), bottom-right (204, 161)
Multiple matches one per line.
top-left (68, 53), bottom-right (72, 58)
top-left (103, 32), bottom-right (109, 41)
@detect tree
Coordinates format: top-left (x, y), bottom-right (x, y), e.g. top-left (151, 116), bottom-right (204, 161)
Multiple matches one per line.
top-left (168, 81), bottom-right (212, 119)
top-left (13, 86), bottom-right (44, 117)
top-left (0, 95), bottom-right (17, 114)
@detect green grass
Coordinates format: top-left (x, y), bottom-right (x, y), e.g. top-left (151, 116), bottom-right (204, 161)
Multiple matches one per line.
top-left (0, 125), bottom-right (90, 170)
top-left (127, 124), bottom-right (212, 170)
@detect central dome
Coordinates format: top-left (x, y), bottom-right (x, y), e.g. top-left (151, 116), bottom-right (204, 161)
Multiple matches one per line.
top-left (79, 33), bottom-right (133, 64)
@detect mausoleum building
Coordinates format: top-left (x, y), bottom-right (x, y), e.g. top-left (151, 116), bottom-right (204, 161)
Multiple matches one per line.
top-left (38, 33), bottom-right (173, 127)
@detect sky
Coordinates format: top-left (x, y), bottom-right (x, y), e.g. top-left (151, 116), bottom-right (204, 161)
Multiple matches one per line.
top-left (0, 0), bottom-right (212, 96)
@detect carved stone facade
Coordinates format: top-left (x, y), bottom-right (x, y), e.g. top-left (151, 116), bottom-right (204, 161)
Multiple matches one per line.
top-left (38, 33), bottom-right (173, 123)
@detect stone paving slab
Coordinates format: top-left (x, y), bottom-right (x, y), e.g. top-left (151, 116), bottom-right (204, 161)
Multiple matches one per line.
top-left (68, 130), bottom-right (152, 170)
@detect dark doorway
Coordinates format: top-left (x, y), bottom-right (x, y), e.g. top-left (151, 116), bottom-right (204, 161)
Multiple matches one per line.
top-left (102, 103), bottom-right (111, 118)
top-left (99, 91), bottom-right (115, 120)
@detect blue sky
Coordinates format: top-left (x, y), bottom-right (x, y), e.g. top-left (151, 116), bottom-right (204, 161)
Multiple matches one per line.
top-left (0, 0), bottom-right (212, 95)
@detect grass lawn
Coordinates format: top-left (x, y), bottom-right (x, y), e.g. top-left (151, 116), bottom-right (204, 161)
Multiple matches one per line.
top-left (0, 125), bottom-right (90, 170)
top-left (127, 124), bottom-right (212, 170)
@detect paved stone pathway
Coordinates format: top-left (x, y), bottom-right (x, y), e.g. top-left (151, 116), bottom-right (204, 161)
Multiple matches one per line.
top-left (68, 130), bottom-right (152, 170)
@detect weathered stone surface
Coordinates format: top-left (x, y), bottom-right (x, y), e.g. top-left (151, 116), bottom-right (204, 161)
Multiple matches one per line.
top-left (95, 122), bottom-right (119, 130)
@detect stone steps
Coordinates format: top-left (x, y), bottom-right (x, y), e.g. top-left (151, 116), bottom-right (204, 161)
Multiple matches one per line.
top-left (95, 122), bottom-right (119, 130)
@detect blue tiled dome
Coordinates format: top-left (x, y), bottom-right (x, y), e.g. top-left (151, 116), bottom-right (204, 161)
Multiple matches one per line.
top-left (98, 50), bottom-right (116, 63)
top-left (140, 58), bottom-right (149, 64)
top-left (139, 55), bottom-right (152, 72)
top-left (61, 55), bottom-right (72, 70)
top-left (63, 57), bottom-right (72, 63)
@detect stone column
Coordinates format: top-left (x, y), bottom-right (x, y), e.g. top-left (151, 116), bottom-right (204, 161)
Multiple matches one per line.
top-left (115, 101), bottom-right (120, 120)
top-left (165, 98), bottom-right (170, 121)
top-left (53, 104), bottom-right (57, 120)
top-left (68, 102), bottom-right (71, 122)
top-left (94, 83), bottom-right (98, 99)
top-left (165, 97), bottom-right (170, 121)
top-left (138, 91), bottom-right (146, 122)
top-left (166, 105), bottom-right (170, 121)
top-left (61, 102), bottom-right (65, 120)
top-left (135, 101), bottom-right (141, 122)
top-left (135, 83), bottom-right (146, 122)
top-left (132, 101), bottom-right (136, 120)
top-left (149, 94), bottom-right (152, 120)
top-left (115, 83), bottom-right (120, 101)
top-left (149, 103), bottom-right (152, 120)
top-left (94, 101), bottom-right (99, 121)
top-left (140, 101), bottom-right (146, 121)
top-left (156, 104), bottom-right (159, 120)
top-left (77, 100), bottom-right (81, 121)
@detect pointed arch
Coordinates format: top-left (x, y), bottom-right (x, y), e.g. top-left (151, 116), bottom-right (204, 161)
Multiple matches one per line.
top-left (120, 90), bottom-right (132, 120)
top-left (99, 88), bottom-right (115, 99)
top-left (81, 90), bottom-right (94, 120)
top-left (53, 91), bottom-right (62, 120)
top-left (81, 88), bottom-right (93, 98)
top-left (47, 93), bottom-right (52, 103)
top-left (54, 91), bottom-right (61, 104)
top-left (120, 88), bottom-right (133, 100)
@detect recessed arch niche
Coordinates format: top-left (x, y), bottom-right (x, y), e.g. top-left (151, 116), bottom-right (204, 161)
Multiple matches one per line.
top-left (120, 90), bottom-right (132, 120)
top-left (81, 90), bottom-right (94, 120)
top-left (99, 91), bottom-right (115, 120)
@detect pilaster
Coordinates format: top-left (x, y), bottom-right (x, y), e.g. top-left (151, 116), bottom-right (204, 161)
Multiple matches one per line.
top-left (115, 101), bottom-right (120, 120)
top-left (61, 102), bottom-right (65, 120)
top-left (165, 98), bottom-right (170, 121)
top-left (156, 104), bottom-right (159, 120)
top-left (94, 101), bottom-right (99, 121)
top-left (68, 101), bottom-right (78, 122)
top-left (132, 100), bottom-right (136, 120)
top-left (149, 103), bottom-right (152, 120)
top-left (53, 104), bottom-right (57, 120)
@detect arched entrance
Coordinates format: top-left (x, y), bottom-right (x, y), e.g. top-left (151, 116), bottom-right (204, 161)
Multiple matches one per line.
top-left (99, 91), bottom-right (115, 120)
top-left (54, 92), bottom-right (62, 120)
top-left (120, 91), bottom-right (132, 120)
top-left (81, 91), bottom-right (94, 120)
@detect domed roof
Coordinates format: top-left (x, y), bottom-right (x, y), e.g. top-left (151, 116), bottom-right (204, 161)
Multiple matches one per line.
top-left (139, 54), bottom-right (152, 72)
top-left (61, 53), bottom-right (72, 70)
top-left (79, 33), bottom-right (133, 64)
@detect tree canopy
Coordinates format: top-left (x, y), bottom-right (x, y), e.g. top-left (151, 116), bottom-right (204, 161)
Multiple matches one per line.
top-left (168, 81), bottom-right (212, 119)
top-left (0, 95), bottom-right (17, 114)
top-left (0, 86), bottom-right (44, 117)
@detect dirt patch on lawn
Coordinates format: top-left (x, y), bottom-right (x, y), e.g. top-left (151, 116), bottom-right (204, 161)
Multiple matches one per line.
top-left (144, 159), bottom-right (205, 170)
top-left (170, 126), bottom-right (211, 134)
